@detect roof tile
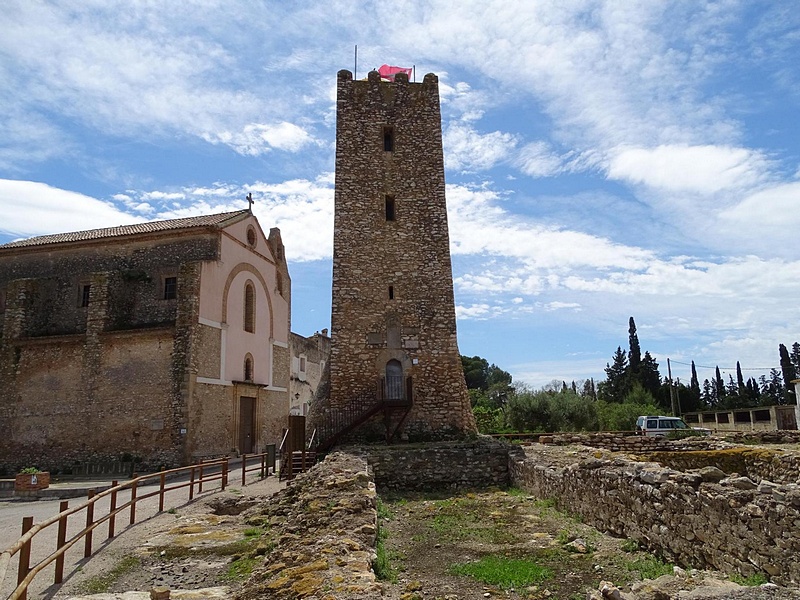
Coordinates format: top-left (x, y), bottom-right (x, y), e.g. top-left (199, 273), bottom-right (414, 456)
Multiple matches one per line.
top-left (0, 210), bottom-right (250, 249)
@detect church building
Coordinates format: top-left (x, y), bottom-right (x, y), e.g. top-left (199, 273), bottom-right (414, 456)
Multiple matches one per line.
top-left (0, 209), bottom-right (291, 473)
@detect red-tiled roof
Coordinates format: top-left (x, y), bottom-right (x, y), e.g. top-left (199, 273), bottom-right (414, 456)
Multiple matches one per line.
top-left (0, 210), bottom-right (250, 249)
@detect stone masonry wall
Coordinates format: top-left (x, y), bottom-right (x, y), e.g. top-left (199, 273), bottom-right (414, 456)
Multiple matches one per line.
top-left (546, 433), bottom-right (800, 483)
top-left (0, 328), bottom-right (179, 475)
top-left (0, 235), bottom-right (218, 337)
top-left (358, 437), bottom-right (521, 491)
top-left (327, 69), bottom-right (475, 442)
top-left (237, 452), bottom-right (381, 600)
top-left (0, 232), bottom-right (221, 473)
top-left (511, 446), bottom-right (800, 585)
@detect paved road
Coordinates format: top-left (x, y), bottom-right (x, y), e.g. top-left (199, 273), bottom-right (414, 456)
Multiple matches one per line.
top-left (0, 466), bottom-right (282, 599)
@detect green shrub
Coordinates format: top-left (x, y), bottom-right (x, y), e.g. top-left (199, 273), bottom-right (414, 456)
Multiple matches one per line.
top-left (19, 467), bottom-right (42, 474)
top-left (596, 400), bottom-right (660, 431)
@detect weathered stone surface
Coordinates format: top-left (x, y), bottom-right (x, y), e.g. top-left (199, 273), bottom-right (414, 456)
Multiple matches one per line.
top-left (361, 437), bottom-right (520, 491)
top-left (319, 69), bottom-right (476, 445)
top-left (236, 452), bottom-right (382, 600)
top-left (512, 446), bottom-right (800, 586)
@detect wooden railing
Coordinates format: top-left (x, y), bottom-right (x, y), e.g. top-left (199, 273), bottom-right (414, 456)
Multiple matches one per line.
top-left (1, 447), bottom-right (276, 600)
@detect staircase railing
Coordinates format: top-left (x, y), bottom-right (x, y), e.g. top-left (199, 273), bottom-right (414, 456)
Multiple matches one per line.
top-left (314, 379), bottom-right (414, 452)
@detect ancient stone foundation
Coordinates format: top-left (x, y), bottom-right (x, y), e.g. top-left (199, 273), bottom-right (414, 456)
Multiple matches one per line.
top-left (357, 437), bottom-right (521, 491)
top-left (236, 453), bottom-right (381, 600)
top-left (511, 445), bottom-right (800, 585)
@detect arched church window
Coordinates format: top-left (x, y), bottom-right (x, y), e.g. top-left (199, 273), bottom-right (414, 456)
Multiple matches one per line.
top-left (244, 281), bottom-right (255, 333)
top-left (244, 354), bottom-right (254, 381)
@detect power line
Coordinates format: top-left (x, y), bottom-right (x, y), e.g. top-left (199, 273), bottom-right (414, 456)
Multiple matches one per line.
top-left (668, 359), bottom-right (775, 371)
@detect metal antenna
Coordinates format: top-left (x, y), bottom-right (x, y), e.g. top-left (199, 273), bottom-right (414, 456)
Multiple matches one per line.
top-left (354, 45), bottom-right (358, 79)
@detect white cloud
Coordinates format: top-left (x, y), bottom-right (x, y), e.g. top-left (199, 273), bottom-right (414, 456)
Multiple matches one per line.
top-left (131, 176), bottom-right (336, 262)
top-left (719, 181), bottom-right (800, 229)
top-left (607, 144), bottom-right (770, 194)
top-left (204, 122), bottom-right (316, 156)
top-left (516, 141), bottom-right (563, 178)
top-left (443, 123), bottom-right (517, 172)
top-left (447, 184), bottom-right (654, 271)
top-left (0, 179), bottom-right (144, 239)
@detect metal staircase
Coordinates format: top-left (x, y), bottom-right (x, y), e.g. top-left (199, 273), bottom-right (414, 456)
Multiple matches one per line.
top-left (315, 377), bottom-right (413, 452)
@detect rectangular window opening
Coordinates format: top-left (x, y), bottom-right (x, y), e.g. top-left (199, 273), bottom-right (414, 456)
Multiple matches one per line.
top-left (163, 276), bottom-right (177, 300)
top-left (385, 195), bottom-right (395, 221)
top-left (80, 284), bottom-right (91, 308)
top-left (388, 286), bottom-right (394, 300)
top-left (383, 126), bottom-right (394, 152)
top-left (299, 356), bottom-right (306, 373)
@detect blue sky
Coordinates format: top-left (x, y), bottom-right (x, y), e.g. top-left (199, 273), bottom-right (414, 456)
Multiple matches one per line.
top-left (1, 1), bottom-right (799, 389)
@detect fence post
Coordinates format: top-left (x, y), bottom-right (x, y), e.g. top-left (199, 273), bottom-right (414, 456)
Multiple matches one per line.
top-left (108, 481), bottom-right (118, 539)
top-left (198, 460), bottom-right (204, 493)
top-left (84, 489), bottom-right (96, 558)
top-left (241, 454), bottom-right (247, 487)
top-left (189, 465), bottom-right (195, 500)
top-left (222, 458), bottom-right (228, 491)
top-left (130, 480), bottom-right (138, 525)
top-left (267, 444), bottom-right (275, 475)
top-left (159, 470), bottom-right (166, 512)
top-left (54, 501), bottom-right (69, 584)
top-left (260, 453), bottom-right (265, 479)
top-left (17, 516), bottom-right (33, 600)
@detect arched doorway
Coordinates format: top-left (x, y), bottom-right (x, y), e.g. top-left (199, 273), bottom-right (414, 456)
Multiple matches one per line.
top-left (385, 359), bottom-right (403, 401)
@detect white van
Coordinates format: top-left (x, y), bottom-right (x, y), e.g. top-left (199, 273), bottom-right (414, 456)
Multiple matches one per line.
top-left (635, 415), bottom-right (710, 437)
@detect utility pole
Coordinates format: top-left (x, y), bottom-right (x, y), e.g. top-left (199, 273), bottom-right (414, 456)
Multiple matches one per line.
top-left (667, 358), bottom-right (678, 416)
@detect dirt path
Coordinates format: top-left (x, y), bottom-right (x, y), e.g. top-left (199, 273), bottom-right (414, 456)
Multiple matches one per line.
top-left (7, 475), bottom-right (286, 600)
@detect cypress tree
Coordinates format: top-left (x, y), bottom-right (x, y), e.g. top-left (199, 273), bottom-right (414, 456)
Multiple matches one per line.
top-left (628, 317), bottom-right (641, 375)
top-left (779, 343), bottom-right (797, 403)
top-left (690, 361), bottom-right (700, 395)
top-left (736, 361), bottom-right (745, 394)
top-left (715, 366), bottom-right (726, 400)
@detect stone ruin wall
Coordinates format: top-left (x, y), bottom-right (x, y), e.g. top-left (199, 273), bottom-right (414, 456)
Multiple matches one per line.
top-left (238, 438), bottom-right (800, 597)
top-left (357, 437), bottom-right (519, 491)
top-left (511, 445), bottom-right (800, 585)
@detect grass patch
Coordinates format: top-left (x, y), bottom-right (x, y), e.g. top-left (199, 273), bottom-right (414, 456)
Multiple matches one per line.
top-left (505, 487), bottom-right (527, 497)
top-left (80, 556), bottom-right (141, 594)
top-left (373, 522), bottom-right (397, 583)
top-left (621, 538), bottom-right (639, 553)
top-left (624, 555), bottom-right (673, 579)
top-left (377, 498), bottom-right (392, 520)
top-left (730, 572), bottom-right (768, 586)
top-left (222, 556), bottom-right (259, 581)
top-left (533, 498), bottom-right (556, 510)
top-left (449, 555), bottom-right (552, 589)
top-left (243, 527), bottom-right (264, 538)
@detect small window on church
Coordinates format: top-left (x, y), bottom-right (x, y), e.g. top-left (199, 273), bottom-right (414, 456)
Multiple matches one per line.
top-left (388, 286), bottom-right (394, 300)
top-left (246, 225), bottom-right (257, 248)
top-left (385, 195), bottom-right (395, 221)
top-left (163, 276), bottom-right (177, 300)
top-left (80, 284), bottom-right (91, 308)
top-left (244, 354), bottom-right (253, 381)
top-left (383, 126), bottom-right (394, 152)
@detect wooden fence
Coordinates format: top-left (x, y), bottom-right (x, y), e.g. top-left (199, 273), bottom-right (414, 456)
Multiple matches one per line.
top-left (0, 448), bottom-right (276, 600)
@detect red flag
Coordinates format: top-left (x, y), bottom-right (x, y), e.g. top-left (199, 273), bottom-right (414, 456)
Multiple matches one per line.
top-left (378, 64), bottom-right (412, 81)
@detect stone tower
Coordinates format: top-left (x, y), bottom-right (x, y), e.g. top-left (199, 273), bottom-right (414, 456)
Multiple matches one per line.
top-left (326, 69), bottom-right (476, 442)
